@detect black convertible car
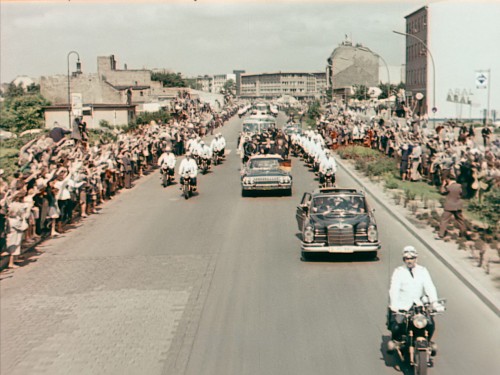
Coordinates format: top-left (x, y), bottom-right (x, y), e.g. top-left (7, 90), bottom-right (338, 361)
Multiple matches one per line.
top-left (296, 188), bottom-right (381, 259)
top-left (241, 155), bottom-right (292, 197)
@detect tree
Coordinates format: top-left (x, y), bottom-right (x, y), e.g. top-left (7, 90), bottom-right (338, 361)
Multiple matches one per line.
top-left (3, 82), bottom-right (25, 99)
top-left (151, 72), bottom-right (187, 87)
top-left (0, 93), bottom-right (50, 132)
top-left (352, 84), bottom-right (369, 101)
top-left (378, 82), bottom-right (405, 99)
top-left (1, 82), bottom-right (50, 132)
top-left (222, 79), bottom-right (236, 95)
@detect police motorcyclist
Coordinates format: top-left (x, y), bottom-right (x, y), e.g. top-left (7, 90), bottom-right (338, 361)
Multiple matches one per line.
top-left (178, 151), bottom-right (198, 192)
top-left (387, 246), bottom-right (444, 353)
top-left (157, 146), bottom-right (176, 182)
top-left (319, 149), bottom-right (337, 186)
top-left (198, 140), bottom-right (212, 169)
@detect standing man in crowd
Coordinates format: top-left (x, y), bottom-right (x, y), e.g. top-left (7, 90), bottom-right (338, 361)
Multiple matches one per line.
top-left (437, 175), bottom-right (468, 240)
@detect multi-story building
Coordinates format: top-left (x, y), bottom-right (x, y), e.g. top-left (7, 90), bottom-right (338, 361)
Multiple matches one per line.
top-left (240, 72), bottom-right (326, 99)
top-left (212, 73), bottom-right (236, 94)
top-left (233, 70), bottom-right (246, 96)
top-left (402, 3), bottom-right (499, 120)
top-left (326, 37), bottom-right (379, 97)
top-left (404, 6), bottom-right (429, 115)
top-left (195, 75), bottom-right (213, 93)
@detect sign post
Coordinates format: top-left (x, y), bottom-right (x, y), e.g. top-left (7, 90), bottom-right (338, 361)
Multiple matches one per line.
top-left (475, 69), bottom-right (491, 124)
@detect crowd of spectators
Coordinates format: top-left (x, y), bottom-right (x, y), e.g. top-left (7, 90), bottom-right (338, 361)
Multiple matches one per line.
top-left (0, 91), bottom-right (239, 269)
top-left (315, 102), bottom-right (499, 200)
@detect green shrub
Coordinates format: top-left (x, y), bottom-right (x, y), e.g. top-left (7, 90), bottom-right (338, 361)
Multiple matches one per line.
top-left (99, 120), bottom-right (114, 130)
top-left (467, 187), bottom-right (500, 229)
top-left (366, 158), bottom-right (398, 177)
top-left (384, 176), bottom-right (400, 190)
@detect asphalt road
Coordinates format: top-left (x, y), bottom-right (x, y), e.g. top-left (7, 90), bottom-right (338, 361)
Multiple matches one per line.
top-left (1, 113), bottom-right (499, 375)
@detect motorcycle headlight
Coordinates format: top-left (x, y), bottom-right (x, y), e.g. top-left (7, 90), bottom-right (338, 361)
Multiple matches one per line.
top-left (412, 314), bottom-right (428, 329)
top-left (303, 226), bottom-right (314, 243)
top-left (367, 225), bottom-right (378, 242)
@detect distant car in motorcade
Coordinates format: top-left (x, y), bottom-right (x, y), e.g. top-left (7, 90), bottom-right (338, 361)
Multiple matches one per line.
top-left (241, 154), bottom-right (292, 197)
top-left (296, 187), bottom-right (381, 260)
top-left (283, 124), bottom-right (302, 136)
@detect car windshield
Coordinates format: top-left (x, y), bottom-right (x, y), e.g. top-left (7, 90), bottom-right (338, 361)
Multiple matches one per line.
top-left (311, 196), bottom-right (366, 215)
top-left (243, 122), bottom-right (259, 133)
top-left (260, 121), bottom-right (275, 131)
top-left (249, 158), bottom-right (280, 170)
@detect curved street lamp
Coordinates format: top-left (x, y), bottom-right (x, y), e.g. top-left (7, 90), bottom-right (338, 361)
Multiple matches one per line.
top-left (67, 51), bottom-right (81, 127)
top-left (393, 30), bottom-right (437, 123)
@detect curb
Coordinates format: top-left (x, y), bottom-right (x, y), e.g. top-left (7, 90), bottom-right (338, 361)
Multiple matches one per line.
top-left (335, 156), bottom-right (500, 317)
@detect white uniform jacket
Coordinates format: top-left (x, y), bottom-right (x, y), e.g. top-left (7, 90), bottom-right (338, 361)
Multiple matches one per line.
top-left (178, 158), bottom-right (198, 178)
top-left (389, 264), bottom-right (438, 311)
top-left (157, 152), bottom-right (176, 169)
top-left (319, 156), bottom-right (337, 174)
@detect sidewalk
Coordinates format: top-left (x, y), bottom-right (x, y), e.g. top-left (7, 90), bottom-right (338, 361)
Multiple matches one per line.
top-left (335, 155), bottom-right (500, 317)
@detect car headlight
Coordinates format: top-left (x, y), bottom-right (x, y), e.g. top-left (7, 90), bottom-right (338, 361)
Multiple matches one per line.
top-left (412, 314), bottom-right (428, 329)
top-left (243, 177), bottom-right (249, 184)
top-left (303, 226), bottom-right (314, 243)
top-left (279, 176), bottom-right (285, 184)
top-left (248, 177), bottom-right (254, 184)
top-left (367, 225), bottom-right (378, 242)
top-left (283, 176), bottom-right (291, 183)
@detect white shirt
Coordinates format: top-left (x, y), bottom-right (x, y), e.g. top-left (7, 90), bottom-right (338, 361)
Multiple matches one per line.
top-left (210, 138), bottom-right (219, 152)
top-left (319, 156), bottom-right (337, 174)
top-left (389, 264), bottom-right (438, 311)
top-left (199, 145), bottom-right (212, 159)
top-left (158, 152), bottom-right (176, 169)
top-left (178, 157), bottom-right (198, 178)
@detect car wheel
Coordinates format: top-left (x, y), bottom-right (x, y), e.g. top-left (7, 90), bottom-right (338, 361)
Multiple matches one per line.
top-left (284, 188), bottom-right (292, 197)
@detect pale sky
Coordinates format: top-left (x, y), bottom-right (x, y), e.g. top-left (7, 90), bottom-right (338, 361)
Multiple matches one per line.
top-left (1, 0), bottom-right (499, 118)
top-left (1, 0), bottom-right (430, 81)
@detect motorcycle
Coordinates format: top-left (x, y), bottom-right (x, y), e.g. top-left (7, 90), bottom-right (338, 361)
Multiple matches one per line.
top-left (321, 169), bottom-right (336, 188)
top-left (181, 172), bottom-right (193, 200)
top-left (160, 165), bottom-right (174, 187)
top-left (200, 157), bottom-right (209, 175)
top-left (212, 152), bottom-right (219, 166)
top-left (389, 299), bottom-right (446, 375)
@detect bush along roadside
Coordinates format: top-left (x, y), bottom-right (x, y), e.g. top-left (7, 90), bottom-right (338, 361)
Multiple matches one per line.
top-left (336, 145), bottom-right (499, 271)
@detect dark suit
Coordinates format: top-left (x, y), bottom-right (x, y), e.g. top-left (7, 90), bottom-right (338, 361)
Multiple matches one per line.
top-left (439, 181), bottom-right (466, 238)
top-left (121, 156), bottom-right (132, 189)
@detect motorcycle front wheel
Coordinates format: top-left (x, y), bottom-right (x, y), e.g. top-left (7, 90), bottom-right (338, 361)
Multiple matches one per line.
top-left (415, 350), bottom-right (428, 375)
top-left (183, 185), bottom-right (189, 200)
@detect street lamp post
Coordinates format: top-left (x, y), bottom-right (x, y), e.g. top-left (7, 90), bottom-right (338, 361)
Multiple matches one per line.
top-left (393, 30), bottom-right (436, 124)
top-left (374, 53), bottom-right (391, 119)
top-left (67, 51), bottom-right (81, 128)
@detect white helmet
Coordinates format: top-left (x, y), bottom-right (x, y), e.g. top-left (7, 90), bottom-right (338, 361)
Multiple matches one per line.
top-left (402, 245), bottom-right (418, 258)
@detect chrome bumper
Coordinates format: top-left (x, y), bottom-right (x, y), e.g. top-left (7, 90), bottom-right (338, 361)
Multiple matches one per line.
top-left (242, 183), bottom-right (292, 191)
top-left (301, 242), bottom-right (381, 253)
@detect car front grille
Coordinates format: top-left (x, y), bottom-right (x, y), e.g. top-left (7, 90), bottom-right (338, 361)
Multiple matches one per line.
top-left (253, 176), bottom-right (279, 183)
top-left (327, 224), bottom-right (354, 246)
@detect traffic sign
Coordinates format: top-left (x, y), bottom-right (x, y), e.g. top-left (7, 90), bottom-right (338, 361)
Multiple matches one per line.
top-left (476, 72), bottom-right (488, 89)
